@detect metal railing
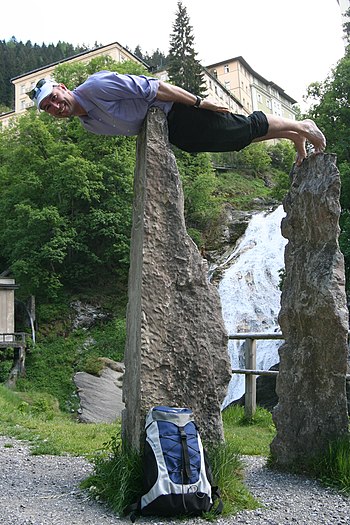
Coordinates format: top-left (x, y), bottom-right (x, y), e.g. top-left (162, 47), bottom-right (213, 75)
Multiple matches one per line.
top-left (0, 332), bottom-right (26, 347)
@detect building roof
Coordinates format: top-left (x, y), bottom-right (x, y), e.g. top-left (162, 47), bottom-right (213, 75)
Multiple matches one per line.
top-left (11, 41), bottom-right (149, 81)
top-left (206, 55), bottom-right (298, 105)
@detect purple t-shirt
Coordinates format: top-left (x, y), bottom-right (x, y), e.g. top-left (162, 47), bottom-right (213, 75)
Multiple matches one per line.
top-left (73, 70), bottom-right (173, 136)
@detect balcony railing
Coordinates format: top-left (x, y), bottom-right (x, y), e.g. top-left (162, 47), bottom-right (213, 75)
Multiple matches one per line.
top-left (0, 333), bottom-right (26, 347)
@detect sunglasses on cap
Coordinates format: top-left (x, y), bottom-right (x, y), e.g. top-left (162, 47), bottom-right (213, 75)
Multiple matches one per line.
top-left (27, 78), bottom-right (57, 109)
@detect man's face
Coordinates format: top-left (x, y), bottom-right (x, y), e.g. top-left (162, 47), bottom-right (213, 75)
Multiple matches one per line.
top-left (40, 84), bottom-right (80, 118)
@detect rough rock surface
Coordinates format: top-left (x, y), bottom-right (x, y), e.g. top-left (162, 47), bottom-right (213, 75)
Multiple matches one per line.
top-left (70, 301), bottom-right (110, 330)
top-left (74, 363), bottom-right (124, 423)
top-left (271, 154), bottom-right (349, 466)
top-left (122, 109), bottom-right (231, 449)
top-left (208, 204), bottom-right (252, 252)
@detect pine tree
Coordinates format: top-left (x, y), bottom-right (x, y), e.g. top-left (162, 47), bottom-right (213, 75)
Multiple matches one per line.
top-left (0, 39), bottom-right (88, 108)
top-left (168, 2), bottom-right (205, 96)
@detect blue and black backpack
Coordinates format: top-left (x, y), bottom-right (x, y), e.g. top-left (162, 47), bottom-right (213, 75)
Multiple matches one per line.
top-left (127, 406), bottom-right (223, 520)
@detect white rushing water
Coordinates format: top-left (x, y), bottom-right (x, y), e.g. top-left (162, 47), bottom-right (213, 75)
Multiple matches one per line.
top-left (217, 205), bottom-right (287, 407)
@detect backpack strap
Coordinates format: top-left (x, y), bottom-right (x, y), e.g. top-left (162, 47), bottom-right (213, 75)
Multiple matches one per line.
top-left (178, 426), bottom-right (192, 480)
top-left (124, 500), bottom-right (140, 523)
top-left (211, 486), bottom-right (224, 514)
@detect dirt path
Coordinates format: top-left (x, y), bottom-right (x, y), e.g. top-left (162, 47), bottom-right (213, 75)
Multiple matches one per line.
top-left (1, 436), bottom-right (349, 525)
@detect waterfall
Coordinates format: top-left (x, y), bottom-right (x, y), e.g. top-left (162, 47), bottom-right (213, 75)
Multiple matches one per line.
top-left (216, 205), bottom-right (287, 407)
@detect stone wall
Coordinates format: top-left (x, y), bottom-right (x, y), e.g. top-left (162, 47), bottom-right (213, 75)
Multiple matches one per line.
top-left (122, 109), bottom-right (231, 450)
top-left (271, 154), bottom-right (349, 466)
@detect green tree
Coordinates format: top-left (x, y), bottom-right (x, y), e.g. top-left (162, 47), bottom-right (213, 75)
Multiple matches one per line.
top-left (0, 103), bottom-right (11, 115)
top-left (267, 140), bottom-right (295, 173)
top-left (168, 1), bottom-right (205, 95)
top-left (0, 38), bottom-right (88, 108)
top-left (304, 8), bottom-right (350, 287)
top-left (54, 56), bottom-right (148, 89)
top-left (133, 46), bottom-right (169, 72)
top-left (0, 58), bottom-right (140, 301)
top-left (166, 1), bottom-right (217, 245)
top-left (238, 143), bottom-right (272, 175)
top-left (175, 149), bottom-right (220, 242)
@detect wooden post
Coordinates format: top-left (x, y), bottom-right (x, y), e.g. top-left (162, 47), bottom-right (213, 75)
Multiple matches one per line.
top-left (245, 338), bottom-right (256, 419)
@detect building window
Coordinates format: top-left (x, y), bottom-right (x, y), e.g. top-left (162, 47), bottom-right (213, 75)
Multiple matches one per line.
top-left (224, 64), bottom-right (230, 73)
top-left (225, 81), bottom-right (231, 90)
top-left (20, 84), bottom-right (26, 94)
top-left (213, 69), bottom-right (217, 78)
top-left (257, 93), bottom-right (262, 102)
top-left (266, 99), bottom-right (271, 108)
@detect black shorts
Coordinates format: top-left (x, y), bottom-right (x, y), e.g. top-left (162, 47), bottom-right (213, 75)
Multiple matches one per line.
top-left (167, 104), bottom-right (269, 153)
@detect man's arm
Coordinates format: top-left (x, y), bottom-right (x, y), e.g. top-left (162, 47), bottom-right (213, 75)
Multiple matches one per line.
top-left (156, 81), bottom-right (230, 113)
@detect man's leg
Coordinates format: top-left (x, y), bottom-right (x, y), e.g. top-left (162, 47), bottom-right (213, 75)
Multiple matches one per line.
top-left (253, 115), bottom-right (326, 166)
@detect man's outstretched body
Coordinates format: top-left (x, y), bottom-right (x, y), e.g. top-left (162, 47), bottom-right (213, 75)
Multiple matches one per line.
top-left (29, 71), bottom-right (326, 166)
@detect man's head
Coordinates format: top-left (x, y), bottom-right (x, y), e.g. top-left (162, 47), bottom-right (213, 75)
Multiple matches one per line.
top-left (28, 79), bottom-right (85, 118)
top-left (28, 79), bottom-right (58, 110)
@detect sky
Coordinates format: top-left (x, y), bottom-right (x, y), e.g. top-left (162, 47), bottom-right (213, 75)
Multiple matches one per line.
top-left (2, 0), bottom-right (347, 109)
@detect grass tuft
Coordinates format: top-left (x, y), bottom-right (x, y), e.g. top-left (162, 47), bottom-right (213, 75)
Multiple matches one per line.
top-left (206, 441), bottom-right (260, 516)
top-left (82, 433), bottom-right (143, 514)
top-left (311, 435), bottom-right (350, 494)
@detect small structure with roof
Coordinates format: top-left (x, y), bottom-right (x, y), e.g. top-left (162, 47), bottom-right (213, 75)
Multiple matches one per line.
top-left (0, 276), bottom-right (27, 385)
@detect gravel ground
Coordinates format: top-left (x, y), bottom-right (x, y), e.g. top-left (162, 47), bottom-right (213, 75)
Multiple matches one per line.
top-left (0, 435), bottom-right (349, 525)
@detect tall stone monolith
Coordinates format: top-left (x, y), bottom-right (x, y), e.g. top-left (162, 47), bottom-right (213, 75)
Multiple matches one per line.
top-left (122, 108), bottom-right (231, 450)
top-left (271, 154), bottom-right (349, 466)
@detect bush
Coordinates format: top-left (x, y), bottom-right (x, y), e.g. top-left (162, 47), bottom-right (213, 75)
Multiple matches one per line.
top-left (0, 347), bottom-right (14, 382)
top-left (187, 227), bottom-right (204, 248)
top-left (89, 318), bottom-right (126, 362)
top-left (15, 335), bottom-right (81, 412)
top-left (270, 169), bottom-right (291, 201)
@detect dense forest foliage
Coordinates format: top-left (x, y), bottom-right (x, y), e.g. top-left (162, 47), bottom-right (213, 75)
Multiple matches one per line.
top-left (0, 38), bottom-right (90, 110)
top-left (133, 45), bottom-right (169, 73)
top-left (0, 37), bottom-right (169, 113)
top-left (0, 57), bottom-right (145, 304)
